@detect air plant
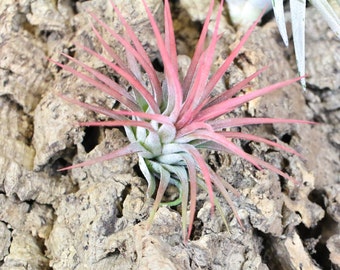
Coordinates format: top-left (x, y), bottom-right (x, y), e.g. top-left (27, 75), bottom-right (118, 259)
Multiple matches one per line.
top-left (51, 0), bottom-right (312, 241)
top-left (226, 0), bottom-right (340, 89)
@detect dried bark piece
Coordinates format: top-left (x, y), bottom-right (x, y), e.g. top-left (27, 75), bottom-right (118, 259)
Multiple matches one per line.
top-left (324, 184), bottom-right (340, 222)
top-left (327, 234), bottom-right (340, 267)
top-left (24, 203), bottom-right (54, 240)
top-left (0, 221), bottom-right (11, 261)
top-left (248, 171), bottom-right (284, 236)
top-left (0, 199), bottom-right (53, 268)
top-left (0, 194), bottom-right (30, 230)
top-left (33, 89), bottom-right (88, 170)
top-left (26, 0), bottom-right (69, 35)
top-left (138, 208), bottom-right (186, 269)
top-left (0, 195), bottom-right (53, 236)
top-left (189, 228), bottom-right (269, 270)
top-left (1, 156), bottom-right (75, 204)
top-left (0, 97), bottom-right (34, 170)
top-left (46, 177), bottom-right (137, 269)
top-left (284, 162), bottom-right (325, 228)
top-left (0, 33), bottom-right (50, 113)
top-left (265, 231), bottom-right (321, 270)
top-left (69, 128), bottom-right (136, 187)
top-left (2, 232), bottom-right (49, 270)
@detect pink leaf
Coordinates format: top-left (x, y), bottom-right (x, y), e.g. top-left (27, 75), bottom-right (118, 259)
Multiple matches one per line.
top-left (196, 76), bottom-right (304, 122)
top-left (164, 0), bottom-right (178, 74)
top-left (205, 10), bottom-right (265, 95)
top-left (58, 94), bottom-right (172, 125)
top-left (73, 45), bottom-right (160, 114)
top-left (209, 170), bottom-right (244, 229)
top-left (99, 3), bottom-right (163, 105)
top-left (206, 67), bottom-right (267, 108)
top-left (181, 155), bottom-right (198, 242)
top-left (141, 0), bottom-right (183, 121)
top-left (181, 144), bottom-right (215, 214)
top-left (78, 120), bottom-right (155, 132)
top-left (58, 142), bottom-right (142, 171)
top-left (179, 1), bottom-right (225, 127)
top-left (210, 117), bottom-right (314, 130)
top-left (220, 131), bottom-right (303, 157)
top-left (182, 0), bottom-right (215, 93)
top-left (49, 58), bottom-right (140, 112)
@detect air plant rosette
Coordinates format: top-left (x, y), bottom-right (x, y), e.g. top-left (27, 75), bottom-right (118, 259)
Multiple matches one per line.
top-left (51, 0), bottom-right (313, 241)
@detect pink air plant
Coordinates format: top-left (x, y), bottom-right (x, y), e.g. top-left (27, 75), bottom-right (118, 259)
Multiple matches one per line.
top-left (51, 0), bottom-right (312, 241)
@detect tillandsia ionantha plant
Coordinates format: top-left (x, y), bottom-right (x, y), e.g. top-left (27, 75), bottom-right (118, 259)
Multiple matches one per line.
top-left (51, 0), bottom-right (313, 241)
top-left (226, 0), bottom-right (340, 88)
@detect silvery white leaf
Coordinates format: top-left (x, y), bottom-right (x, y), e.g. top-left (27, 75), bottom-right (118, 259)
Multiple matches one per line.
top-left (272, 0), bottom-right (289, 46)
top-left (291, 0), bottom-right (306, 88)
top-left (309, 0), bottom-right (340, 38)
top-left (138, 156), bottom-right (156, 197)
